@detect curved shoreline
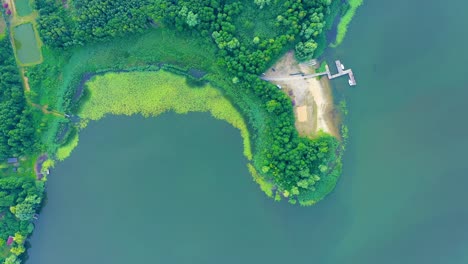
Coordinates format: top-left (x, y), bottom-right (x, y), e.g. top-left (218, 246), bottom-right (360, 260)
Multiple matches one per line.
top-left (58, 70), bottom-right (252, 163)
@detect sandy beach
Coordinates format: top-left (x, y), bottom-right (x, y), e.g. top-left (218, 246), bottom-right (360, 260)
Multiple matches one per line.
top-left (263, 52), bottom-right (339, 138)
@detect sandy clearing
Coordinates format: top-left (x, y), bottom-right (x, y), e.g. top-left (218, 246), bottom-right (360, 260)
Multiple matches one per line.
top-left (263, 51), bottom-right (339, 138)
top-left (296, 106), bottom-right (307, 122)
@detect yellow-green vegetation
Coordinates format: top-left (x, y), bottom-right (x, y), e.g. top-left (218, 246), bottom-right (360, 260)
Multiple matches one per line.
top-left (79, 70), bottom-right (252, 160)
top-left (248, 164), bottom-right (274, 198)
top-left (331, 0), bottom-right (363, 47)
top-left (40, 159), bottom-right (54, 175)
top-left (55, 134), bottom-right (78, 161)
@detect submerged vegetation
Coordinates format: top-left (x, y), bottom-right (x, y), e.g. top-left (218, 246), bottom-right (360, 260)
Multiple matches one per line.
top-left (331, 0), bottom-right (363, 47)
top-left (0, 0), bottom-right (357, 261)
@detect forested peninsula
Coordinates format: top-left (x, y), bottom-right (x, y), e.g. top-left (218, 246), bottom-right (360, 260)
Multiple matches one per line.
top-left (0, 0), bottom-right (360, 263)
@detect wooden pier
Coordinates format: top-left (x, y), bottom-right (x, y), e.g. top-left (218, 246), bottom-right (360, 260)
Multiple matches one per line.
top-left (262, 60), bottom-right (357, 86)
top-left (326, 60), bottom-right (356, 86)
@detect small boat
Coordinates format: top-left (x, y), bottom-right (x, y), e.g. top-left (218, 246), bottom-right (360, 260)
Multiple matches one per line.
top-left (341, 64), bottom-right (345, 70)
top-left (348, 79), bottom-right (353, 85)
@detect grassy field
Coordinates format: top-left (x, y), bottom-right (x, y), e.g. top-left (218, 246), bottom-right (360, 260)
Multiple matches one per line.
top-left (28, 28), bottom-right (220, 111)
top-left (0, 154), bottom-right (37, 179)
top-left (75, 70), bottom-right (252, 161)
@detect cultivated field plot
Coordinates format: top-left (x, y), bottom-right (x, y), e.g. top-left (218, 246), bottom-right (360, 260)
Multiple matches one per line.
top-left (13, 22), bottom-right (41, 65)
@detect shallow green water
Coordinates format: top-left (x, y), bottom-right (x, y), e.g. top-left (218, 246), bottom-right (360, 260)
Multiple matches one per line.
top-left (13, 23), bottom-right (41, 64)
top-left (15, 0), bottom-right (33, 17)
top-left (27, 0), bottom-right (468, 263)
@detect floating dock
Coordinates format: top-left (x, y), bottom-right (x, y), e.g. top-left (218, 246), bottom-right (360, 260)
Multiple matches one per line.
top-left (326, 60), bottom-right (356, 86)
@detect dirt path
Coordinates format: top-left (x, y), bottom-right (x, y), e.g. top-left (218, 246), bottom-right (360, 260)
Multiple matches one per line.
top-left (21, 69), bottom-right (66, 117)
top-left (31, 103), bottom-right (65, 117)
top-left (263, 52), bottom-right (339, 138)
top-left (21, 68), bottom-right (31, 91)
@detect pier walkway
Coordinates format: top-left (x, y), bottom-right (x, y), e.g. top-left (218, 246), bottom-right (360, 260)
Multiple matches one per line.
top-left (262, 60), bottom-right (357, 86)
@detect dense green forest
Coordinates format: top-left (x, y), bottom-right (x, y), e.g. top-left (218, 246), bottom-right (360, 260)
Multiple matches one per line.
top-left (0, 0), bottom-right (349, 262)
top-left (0, 37), bottom-right (37, 160)
top-left (35, 0), bottom-right (150, 47)
top-left (0, 22), bottom-right (44, 264)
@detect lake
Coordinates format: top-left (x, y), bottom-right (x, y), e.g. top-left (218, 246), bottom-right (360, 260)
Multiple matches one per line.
top-left (27, 0), bottom-right (468, 263)
top-left (13, 23), bottom-right (41, 65)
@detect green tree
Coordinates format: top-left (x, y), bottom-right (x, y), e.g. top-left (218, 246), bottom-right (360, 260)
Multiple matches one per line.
top-left (13, 233), bottom-right (25, 245)
top-left (4, 255), bottom-right (20, 264)
top-left (295, 40), bottom-right (318, 61)
top-left (10, 245), bottom-right (25, 256)
top-left (253, 36), bottom-right (260, 44)
top-left (186, 11), bottom-right (199, 27)
top-left (254, 0), bottom-right (271, 9)
top-left (11, 195), bottom-right (41, 221)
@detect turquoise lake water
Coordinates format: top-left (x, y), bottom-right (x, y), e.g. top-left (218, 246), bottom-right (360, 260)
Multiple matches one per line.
top-left (27, 0), bottom-right (468, 263)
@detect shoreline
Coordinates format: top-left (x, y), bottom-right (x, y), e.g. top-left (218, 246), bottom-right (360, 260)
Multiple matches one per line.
top-left (318, 75), bottom-right (341, 139)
